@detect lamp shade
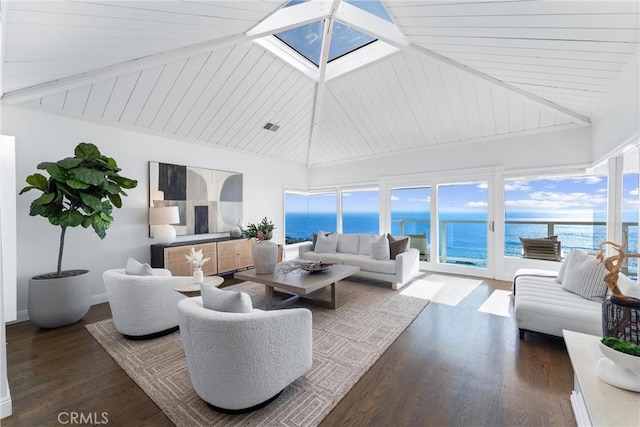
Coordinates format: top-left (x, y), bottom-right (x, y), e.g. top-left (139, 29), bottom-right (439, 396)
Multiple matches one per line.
top-left (149, 206), bottom-right (180, 225)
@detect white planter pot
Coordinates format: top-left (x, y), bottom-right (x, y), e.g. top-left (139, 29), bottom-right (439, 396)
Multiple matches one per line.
top-left (28, 270), bottom-right (92, 328)
top-left (252, 240), bottom-right (278, 274)
top-left (193, 269), bottom-right (204, 283)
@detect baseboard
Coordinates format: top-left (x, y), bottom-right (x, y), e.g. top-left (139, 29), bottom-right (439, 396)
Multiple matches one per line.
top-left (9, 293), bottom-right (109, 324)
top-left (0, 383), bottom-right (12, 419)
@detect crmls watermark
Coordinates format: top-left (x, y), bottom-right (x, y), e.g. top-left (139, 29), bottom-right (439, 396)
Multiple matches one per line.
top-left (57, 412), bottom-right (109, 424)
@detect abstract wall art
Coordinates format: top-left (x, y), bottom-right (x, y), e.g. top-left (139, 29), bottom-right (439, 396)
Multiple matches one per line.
top-left (149, 161), bottom-right (243, 237)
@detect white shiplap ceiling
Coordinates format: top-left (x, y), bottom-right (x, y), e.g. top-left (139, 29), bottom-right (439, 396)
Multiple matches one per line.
top-left (1, 0), bottom-right (638, 167)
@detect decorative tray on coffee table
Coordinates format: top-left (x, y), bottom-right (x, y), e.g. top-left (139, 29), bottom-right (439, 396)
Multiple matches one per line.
top-left (300, 261), bottom-right (334, 273)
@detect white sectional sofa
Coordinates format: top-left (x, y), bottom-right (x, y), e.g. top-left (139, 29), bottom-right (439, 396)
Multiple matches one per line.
top-left (513, 267), bottom-right (639, 339)
top-left (298, 233), bottom-right (420, 290)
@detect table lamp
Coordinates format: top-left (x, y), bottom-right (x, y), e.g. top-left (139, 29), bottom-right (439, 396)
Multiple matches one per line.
top-left (149, 206), bottom-right (180, 245)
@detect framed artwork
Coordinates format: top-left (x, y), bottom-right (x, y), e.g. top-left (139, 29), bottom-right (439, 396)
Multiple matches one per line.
top-left (149, 161), bottom-right (243, 237)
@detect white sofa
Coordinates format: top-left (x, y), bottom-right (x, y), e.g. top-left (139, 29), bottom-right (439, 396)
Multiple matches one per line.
top-left (298, 233), bottom-right (420, 290)
top-left (513, 268), bottom-right (639, 339)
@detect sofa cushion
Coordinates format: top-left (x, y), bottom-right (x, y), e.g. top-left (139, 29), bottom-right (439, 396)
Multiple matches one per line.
top-left (561, 250), bottom-right (608, 302)
top-left (342, 254), bottom-right (396, 275)
top-left (301, 251), bottom-right (345, 264)
top-left (201, 283), bottom-right (252, 313)
top-left (387, 234), bottom-right (409, 260)
top-left (337, 233), bottom-right (359, 254)
top-left (370, 234), bottom-right (390, 260)
top-left (125, 257), bottom-right (154, 276)
top-left (358, 234), bottom-right (374, 256)
top-left (315, 232), bottom-right (338, 253)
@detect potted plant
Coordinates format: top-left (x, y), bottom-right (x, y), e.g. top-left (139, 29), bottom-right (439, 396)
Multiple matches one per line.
top-left (243, 217), bottom-right (277, 274)
top-left (20, 142), bottom-right (138, 328)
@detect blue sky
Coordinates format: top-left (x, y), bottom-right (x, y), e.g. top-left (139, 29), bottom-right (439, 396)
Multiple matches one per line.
top-left (286, 174), bottom-right (639, 217)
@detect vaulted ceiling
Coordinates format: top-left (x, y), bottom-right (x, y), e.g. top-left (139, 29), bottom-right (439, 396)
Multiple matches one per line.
top-left (1, 0), bottom-right (638, 167)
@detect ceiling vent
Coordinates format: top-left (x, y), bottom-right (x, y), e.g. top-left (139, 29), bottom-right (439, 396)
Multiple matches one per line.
top-left (263, 122), bottom-right (280, 132)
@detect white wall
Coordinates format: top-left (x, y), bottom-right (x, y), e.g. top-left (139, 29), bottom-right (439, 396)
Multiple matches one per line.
top-left (1, 105), bottom-right (308, 320)
top-left (308, 125), bottom-right (593, 186)
top-left (591, 52), bottom-right (640, 163)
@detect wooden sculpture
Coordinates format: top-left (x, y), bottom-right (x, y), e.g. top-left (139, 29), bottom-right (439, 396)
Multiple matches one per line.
top-left (595, 236), bottom-right (640, 301)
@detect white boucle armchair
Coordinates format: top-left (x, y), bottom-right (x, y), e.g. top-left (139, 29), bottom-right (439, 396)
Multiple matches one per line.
top-left (177, 297), bottom-right (313, 413)
top-left (104, 268), bottom-right (192, 339)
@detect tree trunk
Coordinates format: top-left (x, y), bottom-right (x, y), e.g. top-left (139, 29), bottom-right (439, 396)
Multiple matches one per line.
top-left (57, 227), bottom-right (67, 277)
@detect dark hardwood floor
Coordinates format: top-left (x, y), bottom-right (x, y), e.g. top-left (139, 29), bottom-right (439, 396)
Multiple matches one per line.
top-left (4, 276), bottom-right (575, 426)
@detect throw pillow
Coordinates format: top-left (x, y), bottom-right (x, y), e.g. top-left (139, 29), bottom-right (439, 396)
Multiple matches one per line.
top-left (201, 283), bottom-right (253, 313)
top-left (312, 231), bottom-right (333, 249)
top-left (125, 257), bottom-right (153, 276)
top-left (315, 232), bottom-right (338, 253)
top-left (358, 234), bottom-right (374, 256)
top-left (387, 234), bottom-right (409, 260)
top-left (560, 250), bottom-right (609, 302)
top-left (337, 233), bottom-right (359, 254)
top-left (370, 234), bottom-right (390, 261)
top-left (555, 249), bottom-right (576, 283)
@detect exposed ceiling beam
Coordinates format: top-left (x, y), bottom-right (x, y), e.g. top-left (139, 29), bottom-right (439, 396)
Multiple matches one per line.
top-left (246, 0), bottom-right (332, 37)
top-left (307, 1), bottom-right (340, 168)
top-left (1, 0), bottom-right (331, 105)
top-left (335, 2), bottom-right (591, 126)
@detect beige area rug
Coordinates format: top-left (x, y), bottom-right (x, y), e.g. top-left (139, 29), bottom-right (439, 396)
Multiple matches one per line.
top-left (400, 273), bottom-right (483, 306)
top-left (86, 279), bottom-right (429, 427)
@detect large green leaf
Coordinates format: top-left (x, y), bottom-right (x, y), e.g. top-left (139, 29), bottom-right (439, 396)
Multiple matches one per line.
top-left (25, 173), bottom-right (48, 191)
top-left (112, 175), bottom-right (138, 189)
top-left (106, 182), bottom-right (121, 194)
top-left (58, 211), bottom-right (84, 228)
top-left (33, 192), bottom-right (56, 206)
top-left (108, 193), bottom-right (122, 208)
top-left (57, 157), bottom-right (83, 169)
top-left (80, 193), bottom-right (103, 212)
top-left (66, 179), bottom-right (90, 189)
top-left (36, 161), bottom-right (55, 170)
top-left (73, 167), bottom-right (105, 186)
top-left (46, 164), bottom-right (66, 181)
top-left (75, 143), bottom-right (101, 160)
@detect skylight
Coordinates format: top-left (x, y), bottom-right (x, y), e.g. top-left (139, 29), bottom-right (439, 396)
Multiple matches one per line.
top-left (275, 20), bottom-right (376, 66)
top-left (251, 0), bottom-right (404, 80)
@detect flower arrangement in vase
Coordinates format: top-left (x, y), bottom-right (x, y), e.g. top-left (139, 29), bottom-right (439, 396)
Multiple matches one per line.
top-left (185, 247), bottom-right (210, 283)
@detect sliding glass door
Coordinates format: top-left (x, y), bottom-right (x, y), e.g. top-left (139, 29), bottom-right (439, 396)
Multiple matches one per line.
top-left (437, 182), bottom-right (490, 269)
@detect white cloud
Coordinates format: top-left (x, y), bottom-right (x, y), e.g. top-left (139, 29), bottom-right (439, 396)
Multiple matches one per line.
top-left (409, 197), bottom-right (431, 203)
top-left (507, 191), bottom-right (607, 210)
top-left (391, 195), bottom-right (400, 201)
top-left (630, 187), bottom-right (639, 196)
top-left (504, 181), bottom-right (532, 192)
top-left (477, 183), bottom-right (488, 189)
top-left (465, 201), bottom-right (488, 208)
top-left (573, 176), bottom-right (602, 185)
top-left (623, 199), bottom-right (639, 208)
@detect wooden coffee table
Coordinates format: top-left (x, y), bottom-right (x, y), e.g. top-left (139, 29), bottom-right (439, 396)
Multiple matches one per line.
top-left (234, 264), bottom-right (359, 310)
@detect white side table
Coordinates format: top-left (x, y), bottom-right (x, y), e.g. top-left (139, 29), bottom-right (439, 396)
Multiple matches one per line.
top-left (563, 330), bottom-right (639, 426)
top-left (173, 276), bottom-right (224, 294)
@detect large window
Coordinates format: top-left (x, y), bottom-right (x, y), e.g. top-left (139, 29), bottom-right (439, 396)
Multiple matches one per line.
top-left (342, 188), bottom-right (379, 234)
top-left (391, 186), bottom-right (430, 260)
top-left (284, 191), bottom-right (337, 244)
top-left (437, 182), bottom-right (489, 267)
top-left (504, 175), bottom-right (608, 259)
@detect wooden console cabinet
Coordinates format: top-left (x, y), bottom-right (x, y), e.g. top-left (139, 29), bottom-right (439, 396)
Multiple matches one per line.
top-left (217, 239), bottom-right (255, 274)
top-left (151, 237), bottom-right (254, 276)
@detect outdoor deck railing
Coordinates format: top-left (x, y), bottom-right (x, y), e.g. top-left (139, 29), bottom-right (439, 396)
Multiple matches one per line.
top-left (393, 218), bottom-right (638, 276)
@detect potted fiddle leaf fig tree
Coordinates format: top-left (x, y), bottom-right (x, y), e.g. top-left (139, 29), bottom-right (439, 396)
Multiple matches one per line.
top-left (20, 142), bottom-right (138, 328)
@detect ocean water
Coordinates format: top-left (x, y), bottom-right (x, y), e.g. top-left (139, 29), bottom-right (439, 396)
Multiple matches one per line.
top-left (285, 211), bottom-right (638, 274)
